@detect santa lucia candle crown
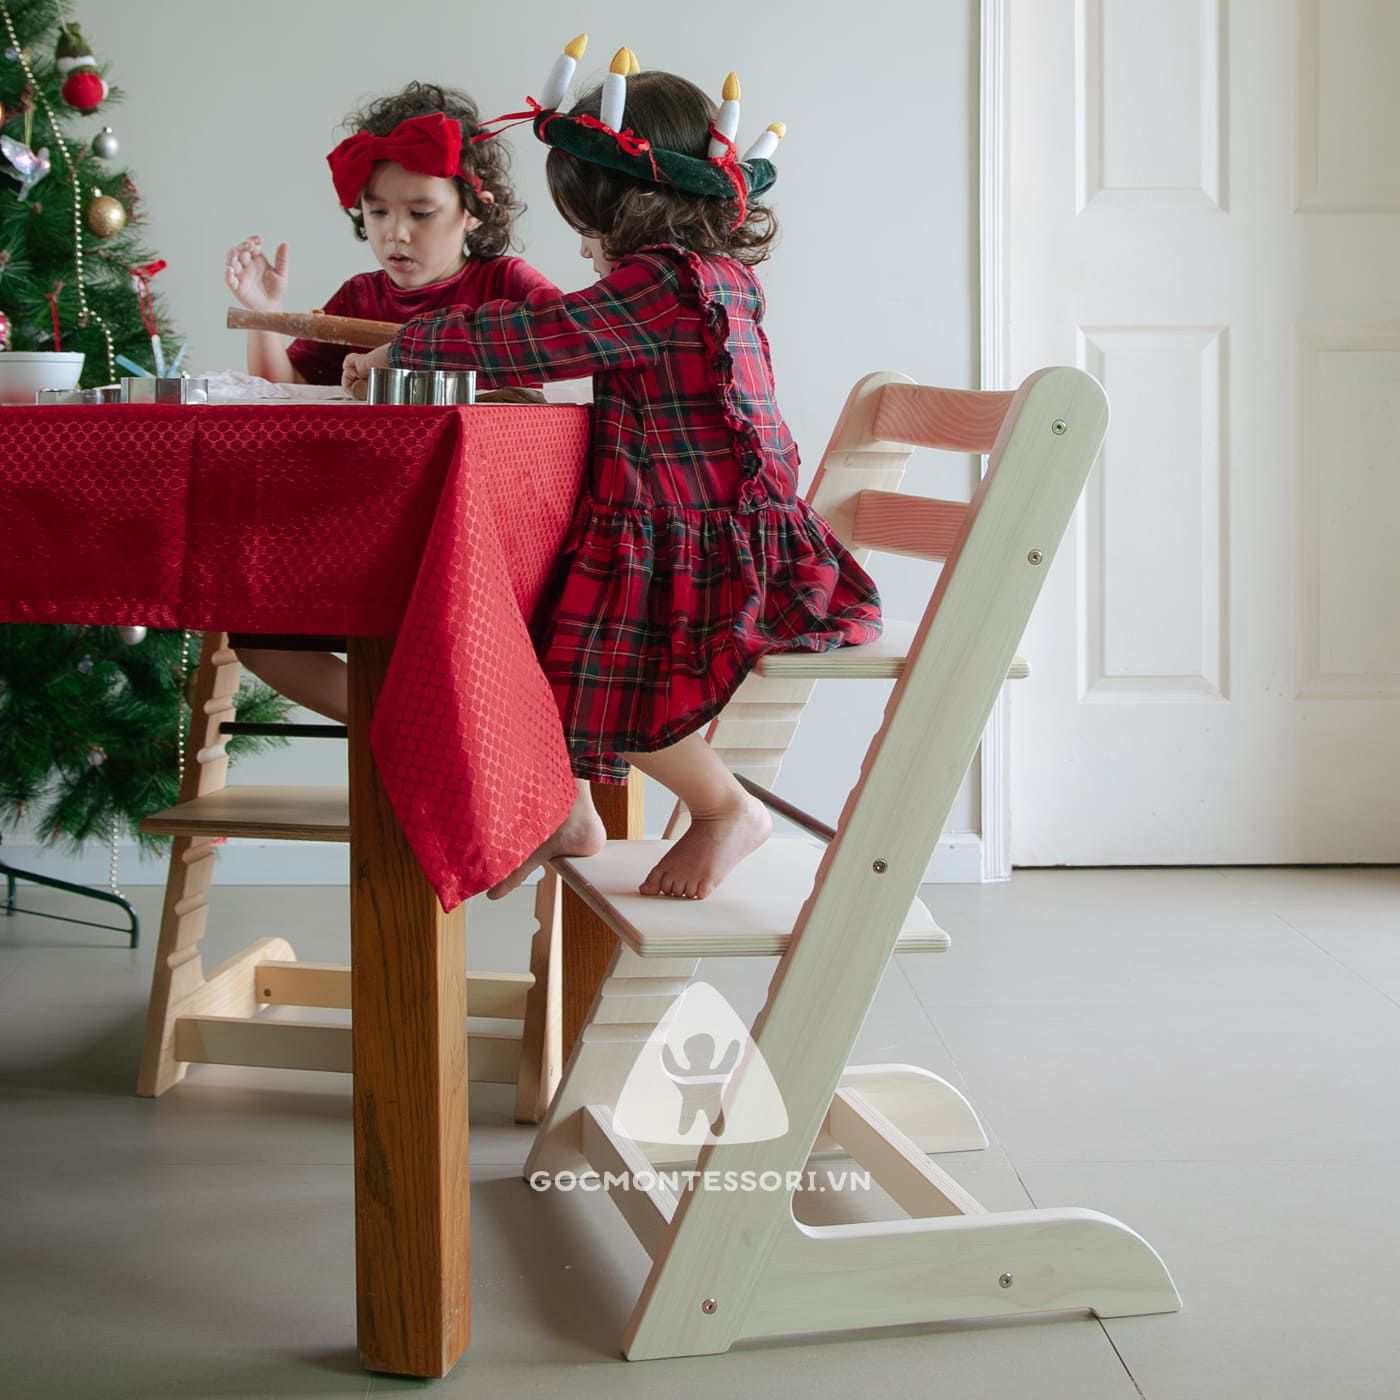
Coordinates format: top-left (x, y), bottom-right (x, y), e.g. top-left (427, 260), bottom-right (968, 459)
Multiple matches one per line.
top-left (516, 35), bottom-right (786, 209)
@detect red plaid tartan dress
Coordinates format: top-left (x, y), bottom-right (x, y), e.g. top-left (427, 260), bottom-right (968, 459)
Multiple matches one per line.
top-left (391, 244), bottom-right (881, 782)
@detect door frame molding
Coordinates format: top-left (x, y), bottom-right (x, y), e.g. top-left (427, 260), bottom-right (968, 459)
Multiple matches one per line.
top-left (979, 0), bottom-right (1013, 880)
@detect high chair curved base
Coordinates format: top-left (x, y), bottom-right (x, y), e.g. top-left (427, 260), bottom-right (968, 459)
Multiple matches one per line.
top-left (523, 938), bottom-right (1180, 1359)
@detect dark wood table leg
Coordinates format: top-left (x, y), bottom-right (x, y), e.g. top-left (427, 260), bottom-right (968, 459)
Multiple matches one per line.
top-left (560, 772), bottom-right (645, 1055)
top-left (347, 637), bottom-right (470, 1378)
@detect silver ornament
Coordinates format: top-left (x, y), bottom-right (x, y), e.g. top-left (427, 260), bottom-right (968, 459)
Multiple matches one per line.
top-left (116, 625), bottom-right (146, 645)
top-left (76, 654), bottom-right (94, 675)
top-left (93, 126), bottom-right (119, 160)
top-left (87, 746), bottom-right (107, 767)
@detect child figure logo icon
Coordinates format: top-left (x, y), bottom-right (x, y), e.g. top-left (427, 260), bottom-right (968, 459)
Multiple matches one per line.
top-left (612, 982), bottom-right (788, 1147)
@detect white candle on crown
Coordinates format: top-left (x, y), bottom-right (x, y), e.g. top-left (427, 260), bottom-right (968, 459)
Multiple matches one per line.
top-left (707, 73), bottom-right (741, 157)
top-left (743, 120), bottom-right (786, 163)
top-left (540, 33), bottom-right (588, 111)
top-left (600, 47), bottom-right (630, 130)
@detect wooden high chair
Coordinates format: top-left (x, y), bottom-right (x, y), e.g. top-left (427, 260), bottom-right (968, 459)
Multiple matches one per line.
top-left (136, 635), bottom-right (566, 1121)
top-left (523, 367), bottom-right (1181, 1359)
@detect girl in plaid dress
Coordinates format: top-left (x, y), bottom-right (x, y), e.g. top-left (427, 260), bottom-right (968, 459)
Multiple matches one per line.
top-left (345, 69), bottom-right (881, 900)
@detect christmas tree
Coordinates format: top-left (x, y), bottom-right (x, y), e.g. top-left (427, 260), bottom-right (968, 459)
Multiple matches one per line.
top-left (0, 0), bottom-right (292, 858)
top-left (0, 0), bottom-right (173, 378)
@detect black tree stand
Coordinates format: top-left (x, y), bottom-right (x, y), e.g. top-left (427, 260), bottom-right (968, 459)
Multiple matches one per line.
top-left (0, 830), bottom-right (139, 947)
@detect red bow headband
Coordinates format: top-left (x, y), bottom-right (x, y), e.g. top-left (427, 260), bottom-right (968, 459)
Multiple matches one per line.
top-left (326, 112), bottom-right (474, 209)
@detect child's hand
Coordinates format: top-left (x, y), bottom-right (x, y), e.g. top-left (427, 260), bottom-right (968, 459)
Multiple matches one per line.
top-left (342, 342), bottom-right (392, 395)
top-left (225, 235), bottom-right (289, 312)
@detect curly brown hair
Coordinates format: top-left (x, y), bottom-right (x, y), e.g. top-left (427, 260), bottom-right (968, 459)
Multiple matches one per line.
top-left (341, 81), bottom-right (522, 258)
top-left (545, 71), bottom-right (778, 266)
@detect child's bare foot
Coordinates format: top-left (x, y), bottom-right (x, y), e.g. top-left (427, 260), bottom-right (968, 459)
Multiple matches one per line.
top-left (486, 799), bottom-right (606, 900)
top-left (639, 795), bottom-right (771, 900)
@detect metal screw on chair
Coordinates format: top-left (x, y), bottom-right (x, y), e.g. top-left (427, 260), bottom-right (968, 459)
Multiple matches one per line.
top-left (1027, 549), bottom-right (1044, 565)
top-left (1051, 418), bottom-right (1067, 435)
top-left (999, 1272), bottom-right (1014, 1289)
top-left (702, 1297), bottom-right (718, 1314)
top-left (872, 859), bottom-right (888, 874)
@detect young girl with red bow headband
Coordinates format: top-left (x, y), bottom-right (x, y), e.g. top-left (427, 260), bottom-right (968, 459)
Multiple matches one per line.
top-left (224, 81), bottom-right (556, 386)
top-left (224, 82), bottom-right (558, 724)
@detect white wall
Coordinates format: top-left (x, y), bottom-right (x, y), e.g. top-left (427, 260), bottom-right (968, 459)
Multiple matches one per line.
top-left (8, 0), bottom-right (979, 885)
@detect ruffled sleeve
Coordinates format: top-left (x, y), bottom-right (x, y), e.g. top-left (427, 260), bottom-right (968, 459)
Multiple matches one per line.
top-left (639, 245), bottom-right (783, 515)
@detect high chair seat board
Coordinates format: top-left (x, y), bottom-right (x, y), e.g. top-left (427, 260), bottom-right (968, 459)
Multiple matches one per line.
top-left (755, 620), bottom-right (1032, 682)
top-left (141, 785), bottom-right (350, 841)
top-left (525, 367), bottom-right (1180, 1360)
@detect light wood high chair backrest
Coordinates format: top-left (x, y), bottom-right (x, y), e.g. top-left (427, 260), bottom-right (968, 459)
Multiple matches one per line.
top-left (526, 367), bottom-right (1178, 1361)
top-left (682, 370), bottom-right (1023, 828)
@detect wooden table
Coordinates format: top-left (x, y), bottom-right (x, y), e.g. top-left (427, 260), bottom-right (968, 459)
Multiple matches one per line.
top-left (0, 401), bottom-right (631, 1377)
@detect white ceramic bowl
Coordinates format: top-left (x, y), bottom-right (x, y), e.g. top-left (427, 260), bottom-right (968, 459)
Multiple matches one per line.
top-left (0, 351), bottom-right (86, 403)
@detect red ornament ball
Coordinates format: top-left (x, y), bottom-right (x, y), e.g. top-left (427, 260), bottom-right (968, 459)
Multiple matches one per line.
top-left (61, 69), bottom-right (107, 114)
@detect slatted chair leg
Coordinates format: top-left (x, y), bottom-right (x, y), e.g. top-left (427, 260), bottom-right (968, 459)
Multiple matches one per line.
top-left (138, 834), bottom-right (219, 1097)
top-left (138, 633), bottom-right (266, 1097)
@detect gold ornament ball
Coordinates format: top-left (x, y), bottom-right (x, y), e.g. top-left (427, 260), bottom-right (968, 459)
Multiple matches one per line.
top-left (85, 193), bottom-right (127, 237)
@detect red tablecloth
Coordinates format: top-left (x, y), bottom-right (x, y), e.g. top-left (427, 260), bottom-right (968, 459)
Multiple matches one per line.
top-left (0, 403), bottom-right (590, 909)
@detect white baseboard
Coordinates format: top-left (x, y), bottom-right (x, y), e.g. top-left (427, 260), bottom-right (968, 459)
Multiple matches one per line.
top-left (2, 829), bottom-right (987, 891)
top-left (924, 832), bottom-right (985, 883)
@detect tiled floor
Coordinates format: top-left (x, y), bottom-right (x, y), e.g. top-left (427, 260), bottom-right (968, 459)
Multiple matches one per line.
top-left (2, 866), bottom-right (1398, 1399)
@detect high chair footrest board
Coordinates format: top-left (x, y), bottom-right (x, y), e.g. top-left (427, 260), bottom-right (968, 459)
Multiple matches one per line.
top-left (552, 838), bottom-right (949, 958)
top-left (140, 785), bottom-right (350, 841)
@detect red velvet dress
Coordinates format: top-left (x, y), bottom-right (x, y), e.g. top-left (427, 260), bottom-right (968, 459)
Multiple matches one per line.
top-left (391, 244), bottom-right (882, 782)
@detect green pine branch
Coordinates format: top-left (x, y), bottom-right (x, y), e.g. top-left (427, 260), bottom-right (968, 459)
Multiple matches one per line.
top-left (0, 627), bottom-right (296, 854)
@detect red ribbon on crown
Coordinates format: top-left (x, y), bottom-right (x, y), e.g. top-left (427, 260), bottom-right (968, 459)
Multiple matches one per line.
top-left (470, 98), bottom-right (545, 142)
top-left (572, 111), bottom-right (661, 181)
top-left (326, 113), bottom-right (466, 208)
top-left (705, 125), bottom-right (748, 228)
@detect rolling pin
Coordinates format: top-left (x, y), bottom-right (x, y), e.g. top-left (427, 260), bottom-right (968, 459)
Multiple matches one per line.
top-left (226, 306), bottom-right (399, 347)
top-left (228, 306), bottom-right (551, 405)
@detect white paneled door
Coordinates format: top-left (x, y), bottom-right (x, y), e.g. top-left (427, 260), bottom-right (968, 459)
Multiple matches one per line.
top-left (1002, 0), bottom-right (1400, 864)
